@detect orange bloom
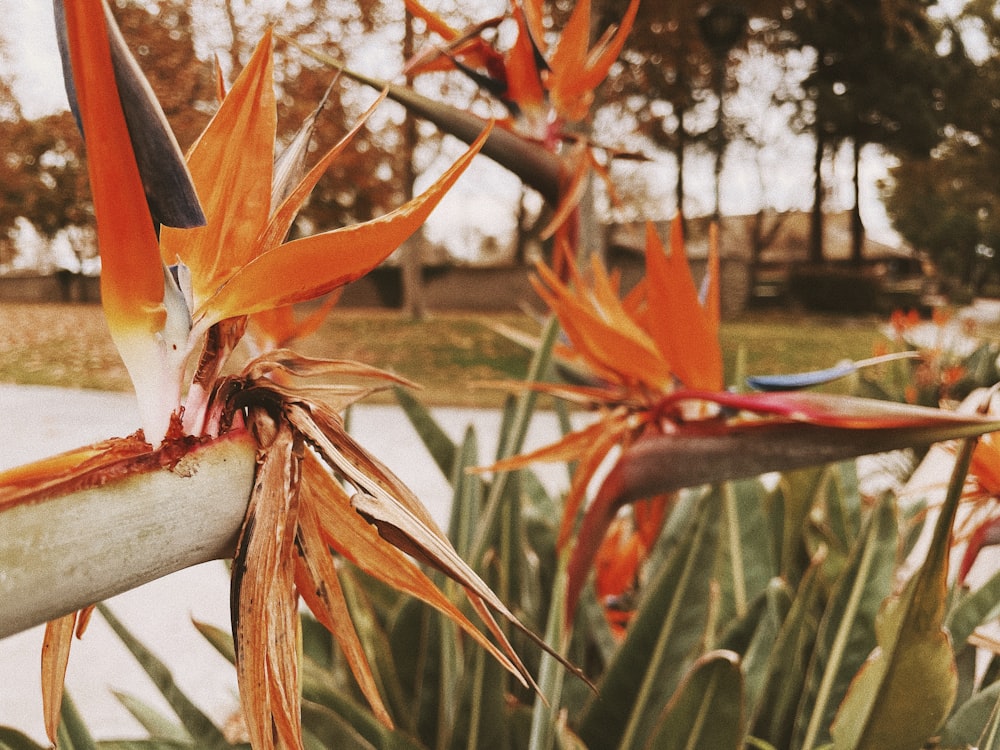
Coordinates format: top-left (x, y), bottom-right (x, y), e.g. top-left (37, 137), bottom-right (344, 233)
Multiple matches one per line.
top-left (403, 0), bottom-right (639, 274)
top-left (488, 222), bottom-right (1000, 623)
top-left (20, 5), bottom-right (559, 746)
top-left (483, 218), bottom-right (720, 617)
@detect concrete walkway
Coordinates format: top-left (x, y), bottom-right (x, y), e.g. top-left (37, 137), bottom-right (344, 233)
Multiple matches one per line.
top-left (0, 384), bottom-right (573, 742)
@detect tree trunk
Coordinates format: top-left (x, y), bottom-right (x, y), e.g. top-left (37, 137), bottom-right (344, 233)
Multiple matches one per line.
top-left (675, 99), bottom-right (688, 231)
top-left (400, 5), bottom-right (426, 320)
top-left (809, 127), bottom-right (825, 265)
top-left (851, 138), bottom-right (865, 267)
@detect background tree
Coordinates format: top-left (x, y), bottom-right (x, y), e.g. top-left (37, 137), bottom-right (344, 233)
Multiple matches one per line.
top-left (882, 137), bottom-right (1000, 291)
top-left (881, 0), bottom-right (1000, 293)
top-left (596, 1), bottom-right (795, 228)
top-left (784, 0), bottom-right (947, 265)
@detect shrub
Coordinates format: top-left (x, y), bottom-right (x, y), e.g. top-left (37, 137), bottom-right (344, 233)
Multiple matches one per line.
top-left (789, 265), bottom-right (884, 314)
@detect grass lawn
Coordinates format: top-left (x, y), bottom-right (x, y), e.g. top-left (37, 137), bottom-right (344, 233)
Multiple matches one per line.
top-left (0, 303), bottom-right (886, 407)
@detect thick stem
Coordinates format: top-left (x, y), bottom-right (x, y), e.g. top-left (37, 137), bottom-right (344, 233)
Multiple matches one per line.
top-left (0, 433), bottom-right (256, 639)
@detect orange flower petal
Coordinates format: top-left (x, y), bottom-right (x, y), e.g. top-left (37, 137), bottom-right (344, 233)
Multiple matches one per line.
top-left (533, 261), bottom-right (673, 389)
top-left (160, 31), bottom-right (277, 306)
top-left (196, 125), bottom-right (492, 329)
top-left (301, 463), bottom-right (529, 683)
top-left (294, 494), bottom-right (393, 727)
top-left (256, 91), bottom-right (386, 264)
top-left (41, 611), bottom-right (77, 744)
top-left (62, 0), bottom-right (164, 332)
top-left (504, 3), bottom-right (546, 118)
top-left (547, 0), bottom-right (639, 122)
top-left (644, 220), bottom-right (723, 390)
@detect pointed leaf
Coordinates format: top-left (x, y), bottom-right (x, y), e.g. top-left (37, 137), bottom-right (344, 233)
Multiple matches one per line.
top-left (738, 580), bottom-right (793, 719)
top-left (56, 693), bottom-right (97, 750)
top-left (947, 565), bottom-right (1000, 652)
top-left (578, 487), bottom-right (723, 749)
top-left (717, 478), bottom-right (777, 624)
top-left (939, 680), bottom-right (1000, 749)
top-left (111, 690), bottom-right (192, 744)
top-left (794, 494), bottom-right (898, 750)
top-left (468, 315), bottom-right (561, 569)
top-left (829, 439), bottom-right (974, 749)
top-left (981, 689), bottom-right (1000, 750)
top-left (392, 384), bottom-right (458, 482)
top-left (750, 559), bottom-right (824, 747)
top-left (96, 604), bottom-right (228, 747)
top-left (643, 650), bottom-right (745, 750)
top-left (0, 727), bottom-right (48, 750)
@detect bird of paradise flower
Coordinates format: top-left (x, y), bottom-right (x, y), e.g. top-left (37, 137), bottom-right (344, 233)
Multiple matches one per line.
top-left (402, 0), bottom-right (639, 271)
top-left (481, 220), bottom-right (1000, 624)
top-left (293, 0), bottom-right (639, 277)
top-left (0, 3), bottom-right (572, 746)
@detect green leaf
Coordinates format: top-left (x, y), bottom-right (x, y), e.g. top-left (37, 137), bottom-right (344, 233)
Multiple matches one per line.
top-left (740, 580), bottom-right (794, 719)
top-left (96, 604), bottom-right (229, 748)
top-left (829, 439), bottom-right (976, 750)
top-left (95, 742), bottom-right (197, 749)
top-left (749, 559), bottom-right (824, 748)
top-left (448, 427), bottom-right (485, 560)
top-left (392, 385), bottom-right (457, 482)
top-left (717, 477), bottom-right (778, 624)
top-left (577, 487), bottom-right (723, 749)
top-left (191, 621), bottom-right (236, 664)
top-left (388, 595), bottom-right (443, 743)
top-left (111, 691), bottom-right (191, 744)
top-left (0, 727), bottom-right (48, 750)
top-left (946, 565), bottom-right (1000, 653)
top-left (336, 564), bottom-right (409, 727)
top-left (643, 650), bottom-right (745, 750)
top-left (57, 693), bottom-right (97, 750)
top-left (939, 680), bottom-right (1000, 748)
top-left (300, 700), bottom-right (378, 750)
top-left (300, 662), bottom-right (426, 750)
top-left (795, 493), bottom-right (898, 750)
top-left (773, 468), bottom-right (825, 586)
top-left (469, 316), bottom-right (559, 570)
top-left (978, 686), bottom-right (1000, 750)
top-left (528, 550), bottom-right (572, 750)
top-left (807, 462), bottom-right (863, 566)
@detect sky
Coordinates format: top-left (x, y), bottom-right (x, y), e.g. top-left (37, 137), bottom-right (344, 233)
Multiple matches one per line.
top-left (0, 1), bottom-right (903, 260)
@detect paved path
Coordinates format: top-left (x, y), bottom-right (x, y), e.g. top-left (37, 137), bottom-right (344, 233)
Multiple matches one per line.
top-left (0, 385), bottom-right (573, 742)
